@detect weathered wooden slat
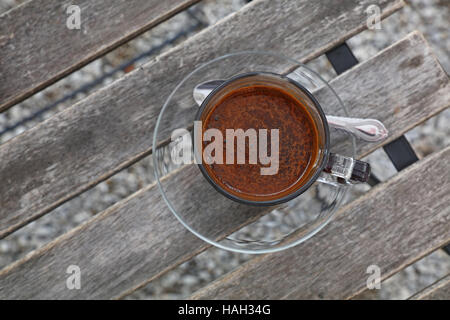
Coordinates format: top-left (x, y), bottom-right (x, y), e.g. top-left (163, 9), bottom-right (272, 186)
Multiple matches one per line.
top-left (0, 0), bottom-right (404, 239)
top-left (191, 146), bottom-right (450, 299)
top-left (409, 274), bottom-right (450, 300)
top-left (0, 0), bottom-right (201, 112)
top-left (0, 32), bottom-right (447, 299)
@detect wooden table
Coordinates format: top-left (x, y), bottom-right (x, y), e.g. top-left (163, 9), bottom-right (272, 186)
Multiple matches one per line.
top-left (0, 0), bottom-right (449, 299)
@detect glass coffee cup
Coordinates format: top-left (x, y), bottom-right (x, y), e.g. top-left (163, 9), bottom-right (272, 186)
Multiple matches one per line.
top-left (194, 72), bottom-right (371, 206)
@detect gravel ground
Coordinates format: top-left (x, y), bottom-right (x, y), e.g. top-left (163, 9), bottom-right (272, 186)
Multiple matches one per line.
top-left (0, 0), bottom-right (449, 300)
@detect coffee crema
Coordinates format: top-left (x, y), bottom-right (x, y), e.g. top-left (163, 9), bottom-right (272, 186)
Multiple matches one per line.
top-left (201, 83), bottom-right (319, 202)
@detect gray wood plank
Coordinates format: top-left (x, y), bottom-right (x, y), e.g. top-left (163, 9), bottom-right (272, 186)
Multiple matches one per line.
top-left (409, 274), bottom-right (450, 300)
top-left (0, 32), bottom-right (448, 300)
top-left (0, 0), bottom-right (406, 238)
top-left (191, 146), bottom-right (450, 299)
top-left (0, 0), bottom-right (201, 112)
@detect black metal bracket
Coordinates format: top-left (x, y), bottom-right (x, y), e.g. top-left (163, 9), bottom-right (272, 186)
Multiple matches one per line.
top-left (325, 42), bottom-right (449, 255)
top-left (383, 135), bottom-right (419, 171)
top-left (325, 42), bottom-right (358, 75)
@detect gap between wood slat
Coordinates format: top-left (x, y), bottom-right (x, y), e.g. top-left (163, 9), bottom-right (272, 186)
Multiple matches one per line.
top-left (409, 274), bottom-right (450, 300)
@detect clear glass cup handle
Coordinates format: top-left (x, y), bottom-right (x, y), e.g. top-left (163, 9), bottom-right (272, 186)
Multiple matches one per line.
top-left (318, 153), bottom-right (371, 185)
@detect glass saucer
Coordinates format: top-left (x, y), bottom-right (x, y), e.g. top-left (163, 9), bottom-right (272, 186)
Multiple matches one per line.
top-left (153, 51), bottom-right (356, 254)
